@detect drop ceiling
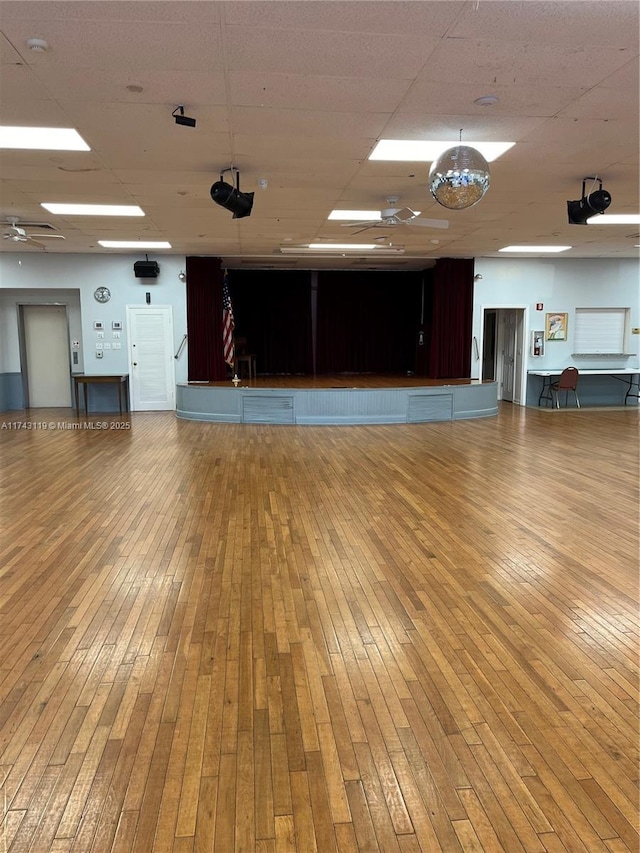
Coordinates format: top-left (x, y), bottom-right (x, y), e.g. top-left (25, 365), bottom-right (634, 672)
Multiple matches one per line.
top-left (0, 0), bottom-right (638, 269)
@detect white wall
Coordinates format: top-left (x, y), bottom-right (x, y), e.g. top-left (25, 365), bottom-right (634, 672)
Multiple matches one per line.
top-left (0, 253), bottom-right (188, 382)
top-left (473, 257), bottom-right (640, 378)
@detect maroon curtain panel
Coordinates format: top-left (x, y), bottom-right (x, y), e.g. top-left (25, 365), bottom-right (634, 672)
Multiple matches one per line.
top-left (428, 258), bottom-right (474, 379)
top-left (186, 256), bottom-right (227, 381)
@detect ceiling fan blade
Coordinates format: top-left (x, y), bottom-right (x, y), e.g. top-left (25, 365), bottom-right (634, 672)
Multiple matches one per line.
top-left (340, 220), bottom-right (381, 229)
top-left (25, 236), bottom-right (46, 249)
top-left (29, 233), bottom-right (66, 240)
top-left (341, 223), bottom-right (380, 235)
top-left (410, 217), bottom-right (450, 229)
top-left (393, 207), bottom-right (417, 222)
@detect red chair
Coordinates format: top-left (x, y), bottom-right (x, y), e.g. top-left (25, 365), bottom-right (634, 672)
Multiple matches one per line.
top-left (551, 367), bottom-right (580, 408)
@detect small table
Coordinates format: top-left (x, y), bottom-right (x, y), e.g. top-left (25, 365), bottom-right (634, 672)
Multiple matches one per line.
top-left (528, 368), bottom-right (640, 406)
top-left (73, 374), bottom-right (130, 416)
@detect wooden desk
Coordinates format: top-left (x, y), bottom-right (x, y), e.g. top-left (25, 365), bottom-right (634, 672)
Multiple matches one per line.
top-left (528, 368), bottom-right (639, 406)
top-left (73, 374), bottom-right (130, 416)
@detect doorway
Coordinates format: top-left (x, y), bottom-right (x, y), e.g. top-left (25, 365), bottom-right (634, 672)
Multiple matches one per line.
top-left (126, 305), bottom-right (175, 411)
top-left (20, 304), bottom-right (71, 407)
top-left (481, 307), bottom-right (526, 404)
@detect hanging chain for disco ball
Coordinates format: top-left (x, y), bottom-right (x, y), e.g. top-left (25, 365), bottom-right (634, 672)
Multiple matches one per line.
top-left (429, 131), bottom-right (491, 210)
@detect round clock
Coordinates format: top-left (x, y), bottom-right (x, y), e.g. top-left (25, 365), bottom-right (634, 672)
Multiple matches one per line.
top-left (94, 286), bottom-right (111, 303)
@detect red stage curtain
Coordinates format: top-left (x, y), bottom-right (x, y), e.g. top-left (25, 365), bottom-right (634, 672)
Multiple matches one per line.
top-left (427, 258), bottom-right (474, 379)
top-left (185, 256), bottom-right (227, 381)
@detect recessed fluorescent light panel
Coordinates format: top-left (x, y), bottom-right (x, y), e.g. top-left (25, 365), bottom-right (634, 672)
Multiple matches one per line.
top-left (98, 241), bottom-right (171, 249)
top-left (586, 214), bottom-right (640, 225)
top-left (281, 245), bottom-right (404, 255)
top-left (42, 203), bottom-right (144, 216)
top-left (308, 243), bottom-right (378, 250)
top-left (328, 209), bottom-right (421, 221)
top-left (0, 126), bottom-right (90, 150)
top-left (499, 245), bottom-right (571, 253)
top-left (370, 139), bottom-right (515, 163)
top-left (328, 210), bottom-right (384, 221)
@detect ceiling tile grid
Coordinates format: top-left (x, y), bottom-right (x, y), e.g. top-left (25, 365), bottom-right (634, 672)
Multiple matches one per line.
top-left (0, 0), bottom-right (637, 263)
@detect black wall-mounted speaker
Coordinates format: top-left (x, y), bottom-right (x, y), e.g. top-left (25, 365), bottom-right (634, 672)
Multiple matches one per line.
top-left (134, 260), bottom-right (160, 278)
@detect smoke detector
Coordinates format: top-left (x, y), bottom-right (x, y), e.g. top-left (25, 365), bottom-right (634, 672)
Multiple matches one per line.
top-left (26, 38), bottom-right (49, 52)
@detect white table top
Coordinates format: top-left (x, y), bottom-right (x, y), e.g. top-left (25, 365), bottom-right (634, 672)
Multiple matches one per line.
top-left (528, 368), bottom-right (639, 376)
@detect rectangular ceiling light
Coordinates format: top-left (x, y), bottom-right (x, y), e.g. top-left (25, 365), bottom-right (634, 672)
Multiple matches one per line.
top-left (42, 203), bottom-right (144, 216)
top-left (98, 240), bottom-right (171, 249)
top-left (0, 126), bottom-right (90, 150)
top-left (370, 139), bottom-right (515, 163)
top-left (499, 245), bottom-right (571, 253)
top-left (587, 214), bottom-right (640, 225)
top-left (281, 245), bottom-right (404, 255)
top-left (308, 243), bottom-right (378, 250)
top-left (328, 210), bottom-right (383, 221)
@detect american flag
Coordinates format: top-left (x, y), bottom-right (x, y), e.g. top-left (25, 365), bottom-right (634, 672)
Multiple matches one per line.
top-left (222, 271), bottom-right (235, 367)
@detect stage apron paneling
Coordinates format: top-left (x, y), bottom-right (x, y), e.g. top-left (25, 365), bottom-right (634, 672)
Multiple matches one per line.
top-left (176, 382), bottom-right (498, 425)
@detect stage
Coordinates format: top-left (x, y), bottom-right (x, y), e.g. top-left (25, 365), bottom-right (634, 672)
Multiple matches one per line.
top-left (176, 375), bottom-right (498, 425)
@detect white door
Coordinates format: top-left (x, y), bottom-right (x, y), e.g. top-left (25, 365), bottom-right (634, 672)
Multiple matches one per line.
top-left (500, 310), bottom-right (517, 402)
top-left (23, 304), bottom-right (71, 407)
top-left (126, 306), bottom-right (175, 411)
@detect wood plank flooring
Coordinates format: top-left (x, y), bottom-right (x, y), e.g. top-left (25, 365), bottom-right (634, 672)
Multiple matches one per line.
top-left (0, 404), bottom-right (638, 852)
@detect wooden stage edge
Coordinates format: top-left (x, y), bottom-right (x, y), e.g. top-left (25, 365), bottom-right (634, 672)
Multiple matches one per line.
top-left (176, 374), bottom-right (498, 425)
top-left (189, 373), bottom-right (475, 390)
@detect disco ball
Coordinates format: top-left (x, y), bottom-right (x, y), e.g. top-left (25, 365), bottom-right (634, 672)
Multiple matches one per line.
top-left (429, 145), bottom-right (491, 210)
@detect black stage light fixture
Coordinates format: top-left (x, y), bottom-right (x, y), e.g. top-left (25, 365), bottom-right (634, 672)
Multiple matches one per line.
top-left (210, 167), bottom-right (254, 219)
top-left (567, 177), bottom-right (611, 224)
top-left (172, 105), bottom-right (196, 128)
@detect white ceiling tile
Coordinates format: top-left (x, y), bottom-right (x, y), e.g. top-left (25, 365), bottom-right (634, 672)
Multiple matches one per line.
top-left (229, 71), bottom-right (411, 113)
top-left (225, 27), bottom-right (439, 78)
top-left (0, 0), bottom-right (637, 261)
top-left (448, 0), bottom-right (639, 47)
top-left (398, 79), bottom-right (587, 118)
top-left (223, 2), bottom-right (464, 35)
top-left (0, 19), bottom-right (223, 72)
top-left (230, 106), bottom-right (390, 141)
top-left (424, 37), bottom-right (635, 89)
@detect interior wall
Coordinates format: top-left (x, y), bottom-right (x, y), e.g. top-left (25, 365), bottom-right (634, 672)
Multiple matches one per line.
top-left (473, 257), bottom-right (640, 379)
top-left (0, 253), bottom-right (188, 411)
top-left (1, 253), bottom-right (638, 412)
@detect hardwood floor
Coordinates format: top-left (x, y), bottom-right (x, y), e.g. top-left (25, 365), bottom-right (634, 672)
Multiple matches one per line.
top-left (0, 404), bottom-right (638, 852)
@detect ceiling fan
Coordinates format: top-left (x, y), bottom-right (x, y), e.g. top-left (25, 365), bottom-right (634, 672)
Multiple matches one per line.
top-left (2, 217), bottom-right (66, 248)
top-left (341, 197), bottom-right (449, 235)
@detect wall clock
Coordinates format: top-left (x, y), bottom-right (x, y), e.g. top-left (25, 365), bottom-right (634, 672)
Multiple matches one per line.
top-left (94, 286), bottom-right (111, 303)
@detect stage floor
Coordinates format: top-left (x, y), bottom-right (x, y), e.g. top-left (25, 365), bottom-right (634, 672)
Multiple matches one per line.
top-left (194, 373), bottom-right (477, 390)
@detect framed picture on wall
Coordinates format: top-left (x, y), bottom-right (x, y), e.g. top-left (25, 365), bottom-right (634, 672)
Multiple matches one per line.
top-left (545, 312), bottom-right (568, 341)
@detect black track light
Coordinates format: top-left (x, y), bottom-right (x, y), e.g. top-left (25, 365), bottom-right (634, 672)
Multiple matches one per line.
top-left (172, 105), bottom-right (196, 128)
top-left (567, 177), bottom-right (611, 224)
top-left (210, 168), bottom-right (254, 219)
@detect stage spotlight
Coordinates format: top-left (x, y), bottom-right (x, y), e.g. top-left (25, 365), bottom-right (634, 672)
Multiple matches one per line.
top-left (172, 105), bottom-right (196, 128)
top-left (567, 177), bottom-right (611, 224)
top-left (210, 168), bottom-right (254, 219)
